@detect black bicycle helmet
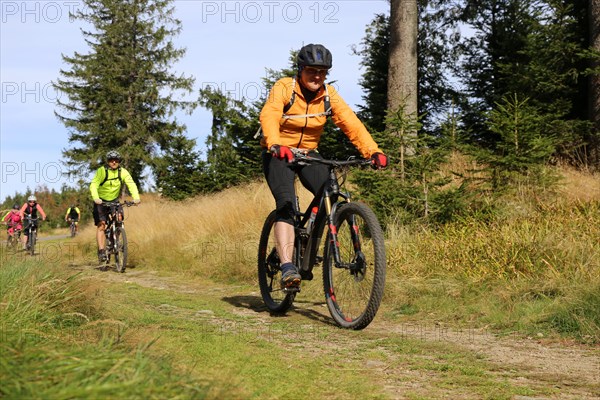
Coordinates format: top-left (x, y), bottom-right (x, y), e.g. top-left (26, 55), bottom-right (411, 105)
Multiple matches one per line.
top-left (297, 44), bottom-right (332, 69)
top-left (106, 150), bottom-right (122, 161)
top-left (12, 204), bottom-right (19, 210)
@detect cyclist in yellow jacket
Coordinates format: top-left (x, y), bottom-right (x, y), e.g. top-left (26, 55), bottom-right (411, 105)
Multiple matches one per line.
top-left (64, 204), bottom-right (81, 234)
top-left (90, 150), bottom-right (140, 262)
top-left (259, 43), bottom-right (388, 289)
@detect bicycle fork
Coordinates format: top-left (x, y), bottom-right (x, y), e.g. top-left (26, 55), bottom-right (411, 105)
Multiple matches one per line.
top-left (325, 197), bottom-right (363, 269)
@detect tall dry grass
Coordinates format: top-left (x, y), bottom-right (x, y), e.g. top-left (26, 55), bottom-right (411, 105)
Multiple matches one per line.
top-left (72, 167), bottom-right (598, 341)
top-left (75, 180), bottom-right (314, 282)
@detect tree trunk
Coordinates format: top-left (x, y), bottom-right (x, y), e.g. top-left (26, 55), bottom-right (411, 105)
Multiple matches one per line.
top-left (388, 0), bottom-right (418, 159)
top-left (590, 0), bottom-right (600, 167)
top-left (387, 0), bottom-right (418, 118)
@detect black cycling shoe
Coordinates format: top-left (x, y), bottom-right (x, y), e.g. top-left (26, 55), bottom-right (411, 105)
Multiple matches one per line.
top-left (98, 250), bottom-right (107, 263)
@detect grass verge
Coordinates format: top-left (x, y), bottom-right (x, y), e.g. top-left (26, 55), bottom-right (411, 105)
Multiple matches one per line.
top-left (0, 253), bottom-right (211, 399)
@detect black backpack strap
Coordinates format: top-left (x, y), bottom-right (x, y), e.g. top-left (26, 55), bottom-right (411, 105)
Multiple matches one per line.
top-left (254, 77), bottom-right (298, 140)
top-left (283, 92), bottom-right (296, 114)
top-left (99, 166), bottom-right (122, 186)
top-left (100, 166), bottom-right (109, 186)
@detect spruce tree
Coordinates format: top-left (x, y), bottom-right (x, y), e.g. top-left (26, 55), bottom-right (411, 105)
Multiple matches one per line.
top-left (54, 0), bottom-right (195, 185)
top-left (198, 86), bottom-right (260, 191)
top-left (479, 93), bottom-right (557, 190)
top-left (153, 133), bottom-right (207, 200)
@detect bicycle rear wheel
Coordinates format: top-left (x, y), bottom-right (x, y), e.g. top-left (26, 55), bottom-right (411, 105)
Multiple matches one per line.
top-left (257, 210), bottom-right (295, 313)
top-left (114, 227), bottom-right (127, 273)
top-left (323, 202), bottom-right (386, 330)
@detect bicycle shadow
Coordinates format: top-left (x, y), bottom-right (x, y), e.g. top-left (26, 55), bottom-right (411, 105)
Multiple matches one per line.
top-left (221, 294), bottom-right (336, 327)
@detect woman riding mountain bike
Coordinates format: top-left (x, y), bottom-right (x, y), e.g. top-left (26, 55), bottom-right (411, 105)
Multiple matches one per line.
top-left (259, 43), bottom-right (388, 291)
top-left (19, 195), bottom-right (46, 251)
top-left (258, 154), bottom-right (387, 329)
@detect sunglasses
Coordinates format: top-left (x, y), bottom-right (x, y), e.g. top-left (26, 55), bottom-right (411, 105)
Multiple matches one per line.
top-left (108, 159), bottom-right (120, 163)
top-left (304, 67), bottom-right (329, 76)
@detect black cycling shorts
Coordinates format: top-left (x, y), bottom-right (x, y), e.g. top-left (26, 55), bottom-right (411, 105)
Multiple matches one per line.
top-left (92, 202), bottom-right (122, 226)
top-left (262, 150), bottom-right (328, 224)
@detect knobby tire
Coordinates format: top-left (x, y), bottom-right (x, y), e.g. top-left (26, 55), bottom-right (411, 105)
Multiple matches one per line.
top-left (323, 202), bottom-right (386, 330)
top-left (114, 227), bottom-right (127, 273)
top-left (29, 230), bottom-right (36, 256)
top-left (257, 210), bottom-right (295, 313)
top-left (7, 234), bottom-right (18, 249)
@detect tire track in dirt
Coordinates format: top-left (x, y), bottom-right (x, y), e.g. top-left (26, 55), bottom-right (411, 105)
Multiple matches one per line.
top-left (93, 267), bottom-right (600, 399)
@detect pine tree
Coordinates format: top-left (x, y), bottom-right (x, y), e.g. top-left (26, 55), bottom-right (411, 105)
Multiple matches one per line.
top-left (54, 0), bottom-right (196, 185)
top-left (353, 5), bottom-right (461, 136)
top-left (153, 133), bottom-right (206, 200)
top-left (353, 13), bottom-right (390, 134)
top-left (198, 86), bottom-right (260, 191)
top-left (479, 93), bottom-right (557, 189)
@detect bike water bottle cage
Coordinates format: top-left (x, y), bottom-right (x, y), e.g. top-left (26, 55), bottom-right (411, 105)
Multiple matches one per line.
top-left (100, 166), bottom-right (122, 187)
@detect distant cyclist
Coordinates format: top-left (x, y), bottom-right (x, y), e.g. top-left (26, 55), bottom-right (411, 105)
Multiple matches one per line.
top-left (19, 195), bottom-right (47, 250)
top-left (64, 204), bottom-right (81, 234)
top-left (3, 204), bottom-right (23, 243)
top-left (89, 150), bottom-right (140, 263)
top-left (259, 43), bottom-right (388, 289)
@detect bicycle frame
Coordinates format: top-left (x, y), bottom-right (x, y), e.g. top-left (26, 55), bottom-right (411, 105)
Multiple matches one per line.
top-left (258, 153), bottom-right (386, 329)
top-left (99, 200), bottom-right (134, 272)
top-left (102, 202), bottom-right (124, 248)
top-left (23, 215), bottom-right (38, 237)
top-left (292, 156), bottom-right (369, 277)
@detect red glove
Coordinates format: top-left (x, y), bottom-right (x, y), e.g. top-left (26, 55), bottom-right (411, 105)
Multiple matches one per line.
top-left (370, 152), bottom-right (388, 169)
top-left (270, 145), bottom-right (294, 163)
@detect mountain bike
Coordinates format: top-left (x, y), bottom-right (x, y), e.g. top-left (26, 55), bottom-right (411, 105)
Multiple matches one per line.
top-left (23, 215), bottom-right (39, 256)
top-left (101, 201), bottom-right (134, 273)
top-left (68, 218), bottom-right (78, 238)
top-left (257, 154), bottom-right (386, 330)
top-left (6, 227), bottom-right (21, 249)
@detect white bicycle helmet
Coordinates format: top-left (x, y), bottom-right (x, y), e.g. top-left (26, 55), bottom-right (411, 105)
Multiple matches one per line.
top-left (27, 195), bottom-right (37, 202)
top-left (106, 150), bottom-right (122, 161)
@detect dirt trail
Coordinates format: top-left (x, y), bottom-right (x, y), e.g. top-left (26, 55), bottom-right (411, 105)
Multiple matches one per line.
top-left (95, 268), bottom-right (600, 399)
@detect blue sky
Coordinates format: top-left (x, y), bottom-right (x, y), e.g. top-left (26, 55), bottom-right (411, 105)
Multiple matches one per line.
top-left (1, 0), bottom-right (389, 201)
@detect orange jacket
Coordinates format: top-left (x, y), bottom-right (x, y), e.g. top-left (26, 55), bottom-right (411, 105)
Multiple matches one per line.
top-left (260, 77), bottom-right (382, 158)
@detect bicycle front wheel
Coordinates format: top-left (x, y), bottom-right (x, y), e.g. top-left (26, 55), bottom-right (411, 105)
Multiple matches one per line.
top-left (70, 223), bottom-right (76, 238)
top-left (114, 227), bottom-right (127, 273)
top-left (29, 231), bottom-right (36, 256)
top-left (7, 234), bottom-right (17, 249)
top-left (257, 210), bottom-right (295, 313)
top-left (323, 202), bottom-right (386, 330)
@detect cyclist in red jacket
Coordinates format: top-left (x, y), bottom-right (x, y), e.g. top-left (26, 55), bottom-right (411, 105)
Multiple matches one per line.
top-left (3, 204), bottom-right (22, 243)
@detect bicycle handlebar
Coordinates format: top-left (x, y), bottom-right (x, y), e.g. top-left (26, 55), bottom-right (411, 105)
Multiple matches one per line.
top-left (100, 200), bottom-right (137, 207)
top-left (291, 154), bottom-right (372, 168)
